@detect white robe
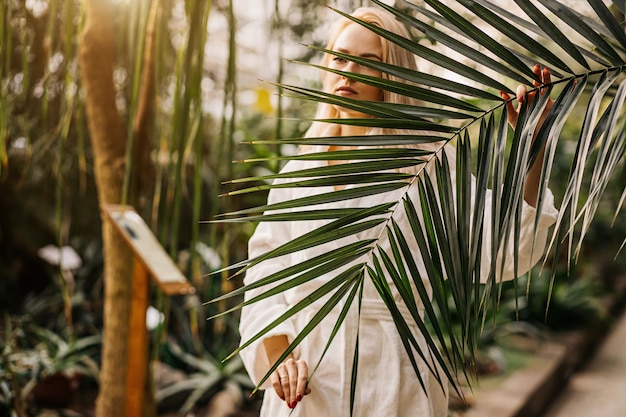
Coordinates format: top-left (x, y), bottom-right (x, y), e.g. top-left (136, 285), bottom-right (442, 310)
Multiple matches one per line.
top-left (239, 146), bottom-right (559, 417)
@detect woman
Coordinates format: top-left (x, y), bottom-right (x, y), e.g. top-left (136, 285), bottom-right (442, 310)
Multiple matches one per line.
top-left (238, 6), bottom-right (558, 417)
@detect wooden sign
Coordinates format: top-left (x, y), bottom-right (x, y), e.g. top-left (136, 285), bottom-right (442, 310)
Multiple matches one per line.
top-left (102, 204), bottom-right (196, 417)
top-left (102, 204), bottom-right (195, 296)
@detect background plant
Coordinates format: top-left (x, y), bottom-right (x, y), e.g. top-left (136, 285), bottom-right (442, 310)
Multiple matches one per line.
top-left (0, 0), bottom-right (330, 414)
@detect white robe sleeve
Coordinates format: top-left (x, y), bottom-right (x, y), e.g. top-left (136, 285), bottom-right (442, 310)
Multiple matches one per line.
top-left (427, 149), bottom-right (560, 283)
top-left (238, 187), bottom-right (300, 389)
top-left (479, 182), bottom-right (559, 283)
top-left (401, 161), bottom-right (559, 286)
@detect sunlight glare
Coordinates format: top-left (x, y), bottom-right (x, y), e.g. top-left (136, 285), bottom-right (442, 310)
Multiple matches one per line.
top-left (25, 0), bottom-right (48, 18)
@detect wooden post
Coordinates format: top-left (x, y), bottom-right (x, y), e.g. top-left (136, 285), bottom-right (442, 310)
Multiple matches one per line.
top-left (102, 205), bottom-right (195, 417)
top-left (125, 258), bottom-right (149, 417)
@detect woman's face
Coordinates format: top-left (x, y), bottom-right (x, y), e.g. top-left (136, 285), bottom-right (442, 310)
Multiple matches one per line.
top-left (327, 22), bottom-right (384, 114)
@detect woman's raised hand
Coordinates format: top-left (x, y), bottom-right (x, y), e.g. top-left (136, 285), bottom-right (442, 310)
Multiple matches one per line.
top-left (270, 357), bottom-right (311, 409)
top-left (501, 64), bottom-right (554, 130)
top-left (500, 64), bottom-right (556, 207)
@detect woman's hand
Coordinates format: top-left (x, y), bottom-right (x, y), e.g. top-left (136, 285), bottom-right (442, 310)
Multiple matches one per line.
top-left (501, 64), bottom-right (554, 130)
top-left (263, 336), bottom-right (311, 409)
top-left (269, 356), bottom-right (311, 409)
top-left (500, 64), bottom-right (555, 208)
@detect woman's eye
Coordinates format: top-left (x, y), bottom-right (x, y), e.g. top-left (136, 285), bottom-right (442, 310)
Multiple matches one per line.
top-left (332, 56), bottom-right (346, 63)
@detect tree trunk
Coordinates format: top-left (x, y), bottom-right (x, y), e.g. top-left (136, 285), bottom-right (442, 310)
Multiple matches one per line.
top-left (79, 1), bottom-right (133, 416)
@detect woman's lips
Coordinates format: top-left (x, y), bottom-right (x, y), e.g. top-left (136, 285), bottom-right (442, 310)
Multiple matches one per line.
top-left (335, 86), bottom-right (357, 95)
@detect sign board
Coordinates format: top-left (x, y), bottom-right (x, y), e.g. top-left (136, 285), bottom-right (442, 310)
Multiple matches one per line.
top-left (102, 204), bottom-right (195, 296)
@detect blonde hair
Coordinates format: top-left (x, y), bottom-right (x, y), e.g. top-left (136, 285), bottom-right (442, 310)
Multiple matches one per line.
top-left (303, 7), bottom-right (451, 164)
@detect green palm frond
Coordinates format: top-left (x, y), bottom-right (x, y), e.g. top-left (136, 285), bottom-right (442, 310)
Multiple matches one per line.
top-left (215, 0), bottom-right (626, 400)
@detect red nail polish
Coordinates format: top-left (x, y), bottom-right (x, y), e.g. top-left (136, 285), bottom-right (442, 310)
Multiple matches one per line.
top-left (297, 394), bottom-right (303, 402)
top-left (288, 401), bottom-right (296, 409)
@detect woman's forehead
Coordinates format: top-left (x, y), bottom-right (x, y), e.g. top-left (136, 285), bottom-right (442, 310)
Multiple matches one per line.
top-left (332, 23), bottom-right (382, 57)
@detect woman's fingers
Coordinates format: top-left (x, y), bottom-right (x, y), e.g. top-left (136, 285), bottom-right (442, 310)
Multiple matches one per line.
top-left (284, 358), bottom-right (299, 407)
top-left (270, 368), bottom-right (286, 401)
top-left (271, 358), bottom-right (310, 409)
top-left (533, 64), bottom-right (542, 87)
top-left (542, 66), bottom-right (551, 85)
top-left (501, 90), bottom-right (519, 128)
top-left (540, 67), bottom-right (552, 96)
top-left (516, 84), bottom-right (527, 104)
top-left (502, 65), bottom-right (554, 130)
top-left (535, 67), bottom-right (555, 122)
top-left (296, 359), bottom-right (310, 401)
top-left (530, 65), bottom-right (553, 99)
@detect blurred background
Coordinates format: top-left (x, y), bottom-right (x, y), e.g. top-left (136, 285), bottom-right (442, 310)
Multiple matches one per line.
top-left (0, 1), bottom-right (624, 416)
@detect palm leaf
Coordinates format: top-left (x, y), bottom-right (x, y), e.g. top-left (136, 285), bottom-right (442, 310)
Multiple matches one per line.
top-left (389, 3), bottom-right (534, 84)
top-left (294, 54), bottom-right (501, 100)
top-left (512, 0), bottom-right (590, 69)
top-left (331, 5), bottom-right (515, 93)
top-left (249, 133), bottom-right (447, 147)
top-left (294, 59), bottom-right (485, 112)
top-left (216, 0), bottom-right (626, 404)
top-left (210, 242), bottom-right (373, 311)
top-left (368, 255), bottom-right (432, 394)
top-left (542, 0), bottom-right (624, 64)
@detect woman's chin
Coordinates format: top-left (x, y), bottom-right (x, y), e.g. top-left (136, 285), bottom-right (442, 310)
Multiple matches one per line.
top-left (332, 105), bottom-right (370, 119)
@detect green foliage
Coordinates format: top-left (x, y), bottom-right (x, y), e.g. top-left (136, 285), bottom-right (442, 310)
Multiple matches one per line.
top-left (0, 0), bottom-right (260, 341)
top-left (1, 0), bottom-right (325, 413)
top-left (0, 315), bottom-right (100, 414)
top-left (513, 271), bottom-right (610, 331)
top-left (157, 340), bottom-right (254, 414)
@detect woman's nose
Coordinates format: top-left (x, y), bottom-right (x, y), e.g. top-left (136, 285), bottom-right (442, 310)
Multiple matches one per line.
top-left (343, 60), bottom-right (361, 75)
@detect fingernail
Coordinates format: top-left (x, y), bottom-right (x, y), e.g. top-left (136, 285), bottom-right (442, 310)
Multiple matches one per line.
top-left (288, 401), bottom-right (296, 409)
top-left (297, 394), bottom-right (303, 402)
top-left (279, 393), bottom-right (285, 401)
